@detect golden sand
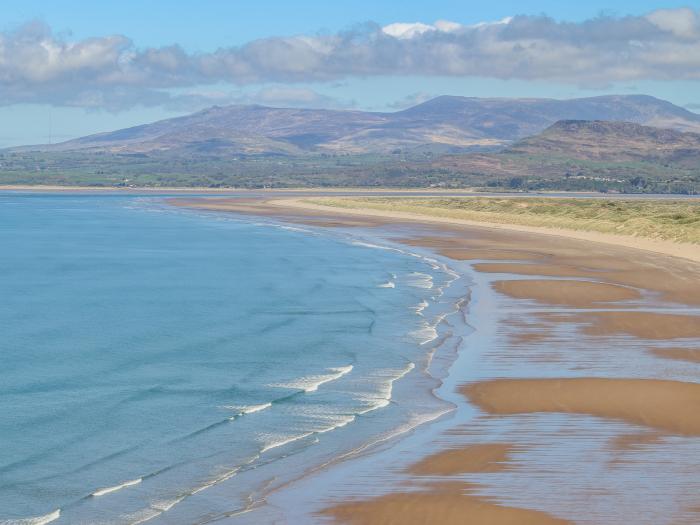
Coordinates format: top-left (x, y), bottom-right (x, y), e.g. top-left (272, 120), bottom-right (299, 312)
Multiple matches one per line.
top-left (320, 483), bottom-right (571, 525)
top-left (580, 312), bottom-right (700, 340)
top-left (650, 348), bottom-right (700, 363)
top-left (408, 443), bottom-right (514, 476)
top-left (473, 262), bottom-right (596, 278)
top-left (609, 431), bottom-right (665, 451)
top-left (492, 279), bottom-right (640, 307)
top-left (463, 378), bottom-right (700, 436)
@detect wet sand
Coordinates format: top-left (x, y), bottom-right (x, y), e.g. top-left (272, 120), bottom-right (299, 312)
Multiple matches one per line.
top-left (170, 196), bottom-right (700, 524)
top-left (320, 483), bottom-right (572, 525)
top-left (580, 311), bottom-right (700, 339)
top-left (651, 347), bottom-right (700, 363)
top-left (463, 378), bottom-right (700, 436)
top-left (408, 443), bottom-right (514, 475)
top-left (492, 279), bottom-right (641, 307)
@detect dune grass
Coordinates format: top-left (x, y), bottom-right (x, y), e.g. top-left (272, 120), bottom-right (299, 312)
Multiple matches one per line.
top-left (306, 196), bottom-right (700, 244)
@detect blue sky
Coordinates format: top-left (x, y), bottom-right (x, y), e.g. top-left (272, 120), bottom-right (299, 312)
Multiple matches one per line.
top-left (5, 0), bottom-right (690, 47)
top-left (1, 1), bottom-right (699, 146)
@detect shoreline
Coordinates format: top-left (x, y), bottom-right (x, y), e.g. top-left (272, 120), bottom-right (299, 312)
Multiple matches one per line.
top-left (0, 196), bottom-right (472, 525)
top-left (171, 195), bottom-right (700, 524)
top-left (267, 198), bottom-right (700, 263)
top-left (2, 184), bottom-right (698, 198)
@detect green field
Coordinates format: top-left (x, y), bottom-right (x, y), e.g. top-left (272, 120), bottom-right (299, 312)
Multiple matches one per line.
top-left (1, 149), bottom-right (698, 193)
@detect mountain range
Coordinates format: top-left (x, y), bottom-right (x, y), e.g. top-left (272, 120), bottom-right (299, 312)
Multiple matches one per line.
top-left (13, 94), bottom-right (700, 156)
top-left (2, 94), bottom-right (699, 193)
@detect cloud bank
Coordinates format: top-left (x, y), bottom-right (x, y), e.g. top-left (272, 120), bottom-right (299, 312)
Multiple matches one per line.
top-left (1, 8), bottom-right (699, 109)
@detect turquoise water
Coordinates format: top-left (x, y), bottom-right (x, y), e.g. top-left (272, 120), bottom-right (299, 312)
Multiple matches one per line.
top-left (0, 194), bottom-right (465, 524)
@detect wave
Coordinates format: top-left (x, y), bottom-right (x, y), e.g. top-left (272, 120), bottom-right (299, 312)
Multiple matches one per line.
top-left (127, 454), bottom-right (262, 525)
top-left (351, 240), bottom-right (395, 251)
top-left (278, 225), bottom-right (311, 233)
top-left (410, 323), bottom-right (439, 345)
top-left (261, 412), bottom-right (357, 454)
top-left (261, 432), bottom-right (315, 453)
top-left (128, 496), bottom-right (187, 525)
top-left (357, 362), bottom-right (415, 415)
top-left (239, 402), bottom-right (273, 415)
top-left (378, 281), bottom-right (395, 288)
top-left (92, 477), bottom-right (142, 497)
top-left (411, 300), bottom-right (429, 316)
top-left (406, 272), bottom-right (434, 289)
top-left (424, 258), bottom-right (442, 270)
top-left (0, 510), bottom-right (60, 525)
top-left (222, 402), bottom-right (273, 418)
top-left (167, 417), bottom-right (232, 444)
top-left (314, 414), bottom-right (357, 434)
top-left (272, 365), bottom-right (353, 393)
top-left (191, 467), bottom-right (240, 495)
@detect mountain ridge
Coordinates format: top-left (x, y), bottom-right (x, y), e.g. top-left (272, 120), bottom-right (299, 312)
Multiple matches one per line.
top-left (11, 94), bottom-right (700, 156)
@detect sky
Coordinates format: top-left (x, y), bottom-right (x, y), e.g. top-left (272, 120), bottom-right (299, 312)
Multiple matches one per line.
top-left (1, 0), bottom-right (699, 146)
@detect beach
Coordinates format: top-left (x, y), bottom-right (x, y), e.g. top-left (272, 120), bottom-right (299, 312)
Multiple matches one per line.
top-left (172, 196), bottom-right (700, 524)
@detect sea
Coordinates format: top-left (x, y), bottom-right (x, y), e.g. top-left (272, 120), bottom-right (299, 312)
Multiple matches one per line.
top-left (0, 193), bottom-right (471, 524)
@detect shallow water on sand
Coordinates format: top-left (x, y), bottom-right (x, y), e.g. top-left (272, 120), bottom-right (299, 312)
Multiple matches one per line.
top-left (0, 194), bottom-right (469, 524)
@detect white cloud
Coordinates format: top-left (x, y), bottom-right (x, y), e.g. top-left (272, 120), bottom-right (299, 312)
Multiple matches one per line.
top-left (381, 19), bottom-right (465, 38)
top-left (1, 9), bottom-right (700, 110)
top-left (646, 7), bottom-right (699, 39)
top-left (470, 16), bottom-right (513, 29)
top-left (382, 22), bottom-right (439, 39)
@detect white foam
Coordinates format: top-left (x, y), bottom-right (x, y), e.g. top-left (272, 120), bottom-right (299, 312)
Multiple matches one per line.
top-left (92, 477), bottom-right (142, 497)
top-left (0, 510), bottom-right (60, 525)
top-left (378, 281), bottom-right (395, 288)
top-left (424, 257), bottom-right (442, 270)
top-left (278, 225), bottom-right (311, 233)
top-left (410, 323), bottom-right (439, 345)
top-left (273, 365), bottom-right (353, 393)
top-left (314, 414), bottom-right (357, 433)
top-left (261, 432), bottom-right (314, 453)
top-left (128, 496), bottom-right (187, 525)
top-left (151, 497), bottom-right (186, 513)
top-left (357, 398), bottom-right (391, 414)
top-left (241, 402), bottom-right (272, 414)
top-left (406, 272), bottom-right (434, 289)
top-left (351, 240), bottom-right (395, 251)
top-left (222, 402), bottom-right (273, 417)
top-left (411, 300), bottom-right (429, 316)
top-left (191, 468), bottom-right (240, 495)
top-left (357, 363), bottom-right (415, 415)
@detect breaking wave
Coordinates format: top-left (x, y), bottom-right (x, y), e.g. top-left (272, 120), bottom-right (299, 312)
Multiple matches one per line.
top-left (0, 510), bottom-right (60, 525)
top-left (272, 365), bottom-right (353, 393)
top-left (92, 477), bottom-right (142, 497)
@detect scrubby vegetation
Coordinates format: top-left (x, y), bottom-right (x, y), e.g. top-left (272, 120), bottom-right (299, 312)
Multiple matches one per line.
top-left (309, 197), bottom-right (700, 244)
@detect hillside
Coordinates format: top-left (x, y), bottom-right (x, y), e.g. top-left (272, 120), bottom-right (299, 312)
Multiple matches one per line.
top-left (10, 95), bottom-right (700, 156)
top-left (509, 120), bottom-right (700, 167)
top-left (420, 120), bottom-right (700, 192)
